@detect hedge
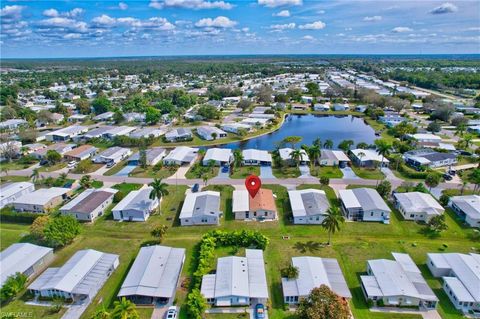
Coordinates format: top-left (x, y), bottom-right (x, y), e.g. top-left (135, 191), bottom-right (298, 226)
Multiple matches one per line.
top-left (397, 162), bottom-right (428, 179)
top-left (0, 209), bottom-right (45, 224)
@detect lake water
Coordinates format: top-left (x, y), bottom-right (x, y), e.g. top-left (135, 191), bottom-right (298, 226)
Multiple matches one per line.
top-left (223, 114), bottom-right (378, 150)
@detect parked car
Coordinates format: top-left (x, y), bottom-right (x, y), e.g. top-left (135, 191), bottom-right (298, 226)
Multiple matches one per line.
top-left (165, 306), bottom-right (177, 319)
top-left (39, 159), bottom-right (48, 166)
top-left (106, 161), bottom-right (115, 168)
top-left (67, 161), bottom-right (77, 169)
top-left (443, 173), bottom-right (453, 181)
top-left (221, 165), bottom-right (229, 173)
top-left (255, 304), bottom-right (265, 319)
top-left (192, 183), bottom-right (199, 193)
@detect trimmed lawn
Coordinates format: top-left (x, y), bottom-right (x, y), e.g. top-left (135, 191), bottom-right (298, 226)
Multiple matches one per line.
top-left (0, 222), bottom-right (30, 250)
top-left (0, 299), bottom-right (66, 319)
top-left (92, 180), bottom-right (104, 188)
top-left (112, 182), bottom-right (142, 194)
top-left (104, 161), bottom-right (127, 176)
top-left (1, 160), bottom-right (37, 170)
top-left (185, 163), bottom-right (219, 179)
top-left (0, 175), bottom-right (30, 183)
top-left (351, 166), bottom-right (385, 179)
top-left (71, 159), bottom-right (104, 174)
top-left (272, 165), bottom-right (300, 178)
top-left (310, 166), bottom-right (343, 178)
top-left (129, 166), bottom-right (176, 179)
top-left (230, 166), bottom-right (260, 179)
top-left (37, 162), bottom-right (66, 172)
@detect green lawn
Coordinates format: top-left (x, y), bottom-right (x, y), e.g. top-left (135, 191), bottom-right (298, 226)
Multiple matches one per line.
top-left (230, 166), bottom-right (260, 179)
top-left (185, 163), bottom-right (219, 179)
top-left (0, 222), bottom-right (30, 250)
top-left (310, 166), bottom-right (343, 178)
top-left (71, 159), bottom-right (104, 174)
top-left (0, 175), bottom-right (30, 183)
top-left (37, 162), bottom-right (66, 172)
top-left (129, 166), bottom-right (176, 179)
top-left (351, 166), bottom-right (385, 179)
top-left (0, 160), bottom-right (37, 170)
top-left (272, 165), bottom-right (300, 178)
top-left (112, 182), bottom-right (142, 194)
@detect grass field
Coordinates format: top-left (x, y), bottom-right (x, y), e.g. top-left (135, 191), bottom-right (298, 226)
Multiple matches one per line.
top-left (351, 166), bottom-right (385, 179)
top-left (37, 162), bottom-right (66, 173)
top-left (1, 179), bottom-right (477, 319)
top-left (272, 165), bottom-right (300, 178)
top-left (310, 166), bottom-right (343, 178)
top-left (230, 166), bottom-right (260, 179)
top-left (129, 165), bottom-right (177, 179)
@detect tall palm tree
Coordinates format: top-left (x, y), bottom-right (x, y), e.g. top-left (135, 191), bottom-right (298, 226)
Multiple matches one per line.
top-left (462, 134), bottom-right (474, 149)
top-left (149, 178), bottom-right (169, 215)
top-left (30, 168), bottom-right (40, 183)
top-left (307, 145), bottom-right (321, 168)
top-left (111, 297), bottom-right (138, 319)
top-left (289, 149), bottom-right (303, 168)
top-left (375, 139), bottom-right (392, 174)
top-left (357, 151), bottom-right (366, 167)
top-left (321, 206), bottom-right (345, 245)
top-left (313, 137), bottom-right (322, 148)
top-left (80, 175), bottom-right (92, 189)
top-left (323, 139), bottom-right (334, 149)
top-left (455, 123), bottom-right (466, 137)
top-left (233, 149), bottom-right (243, 170)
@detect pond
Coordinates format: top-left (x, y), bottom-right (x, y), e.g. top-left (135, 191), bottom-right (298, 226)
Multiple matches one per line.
top-left (223, 114), bottom-right (378, 150)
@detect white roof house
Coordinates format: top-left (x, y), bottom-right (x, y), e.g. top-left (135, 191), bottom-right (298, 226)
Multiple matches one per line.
top-left (112, 187), bottom-right (159, 222)
top-left (197, 126), bottom-right (227, 141)
top-left (203, 148), bottom-right (233, 166)
top-left (394, 192), bottom-right (444, 222)
top-left (282, 257), bottom-right (351, 304)
top-left (350, 149), bottom-right (390, 167)
top-left (278, 148), bottom-right (309, 163)
top-left (179, 191), bottom-right (222, 226)
top-left (13, 187), bottom-right (70, 213)
top-left (448, 195), bottom-right (480, 228)
top-left (45, 125), bottom-right (88, 141)
top-left (361, 253), bottom-right (438, 308)
top-left (408, 133), bottom-right (442, 143)
top-left (102, 126), bottom-right (136, 139)
top-left (319, 149), bottom-right (350, 166)
top-left (127, 147), bottom-right (167, 166)
top-left (338, 188), bottom-right (391, 222)
top-left (241, 118), bottom-right (269, 127)
top-left (0, 243), bottom-right (54, 287)
top-left (163, 146), bottom-right (199, 166)
top-left (221, 122), bottom-right (252, 134)
top-left (93, 146), bottom-right (131, 164)
top-left (28, 249), bottom-right (119, 300)
top-left (118, 245), bottom-right (186, 304)
top-left (0, 119), bottom-right (28, 130)
top-left (0, 182), bottom-right (35, 209)
top-left (288, 189), bottom-right (330, 224)
top-left (129, 127), bottom-right (164, 139)
top-left (242, 149), bottom-right (272, 165)
top-left (201, 249), bottom-right (268, 306)
top-left (165, 128), bottom-right (192, 142)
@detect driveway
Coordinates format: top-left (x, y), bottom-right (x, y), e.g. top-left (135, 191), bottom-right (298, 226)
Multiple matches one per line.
top-left (382, 167), bottom-right (402, 182)
top-left (340, 167), bottom-right (359, 179)
top-left (299, 165), bottom-right (311, 178)
top-left (215, 167), bottom-right (230, 179)
top-left (260, 166), bottom-right (276, 179)
top-left (114, 164), bottom-right (136, 177)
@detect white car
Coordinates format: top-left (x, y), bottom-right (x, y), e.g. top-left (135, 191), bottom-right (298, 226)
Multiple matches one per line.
top-left (165, 306), bottom-right (177, 319)
top-left (67, 161), bottom-right (77, 169)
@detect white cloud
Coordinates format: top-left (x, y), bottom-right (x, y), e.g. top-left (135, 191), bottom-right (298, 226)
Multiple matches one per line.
top-left (195, 16), bottom-right (237, 28)
top-left (392, 26), bottom-right (413, 33)
top-left (299, 21), bottom-right (325, 30)
top-left (42, 8), bottom-right (83, 18)
top-left (63, 33), bottom-right (82, 39)
top-left (430, 2), bottom-right (458, 14)
top-left (345, 27), bottom-right (352, 31)
top-left (38, 17), bottom-right (88, 33)
top-left (270, 22), bottom-right (296, 30)
top-left (92, 14), bottom-right (117, 26)
top-left (258, 0), bottom-right (302, 8)
top-left (363, 15), bottom-right (382, 22)
top-left (273, 10), bottom-right (290, 17)
top-left (317, 10), bottom-right (325, 14)
top-left (302, 35), bottom-right (314, 40)
top-left (43, 9), bottom-right (59, 17)
top-left (149, 0), bottom-right (234, 10)
top-left (0, 5), bottom-right (25, 21)
top-left (242, 27), bottom-right (250, 32)
top-left (67, 8), bottom-right (84, 18)
top-left (118, 2), bottom-right (128, 10)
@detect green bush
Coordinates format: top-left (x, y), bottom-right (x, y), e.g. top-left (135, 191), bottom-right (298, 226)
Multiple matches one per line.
top-left (397, 162), bottom-right (428, 179)
top-left (0, 208), bottom-right (46, 224)
top-left (0, 273), bottom-right (27, 302)
top-left (43, 215), bottom-right (81, 248)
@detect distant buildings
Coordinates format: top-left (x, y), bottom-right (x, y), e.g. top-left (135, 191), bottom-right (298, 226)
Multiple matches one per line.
top-left (179, 191), bottom-right (222, 226)
top-left (232, 189), bottom-right (277, 221)
top-left (112, 187), bottom-right (159, 222)
top-left (288, 189), bottom-right (330, 224)
top-left (339, 188), bottom-right (391, 223)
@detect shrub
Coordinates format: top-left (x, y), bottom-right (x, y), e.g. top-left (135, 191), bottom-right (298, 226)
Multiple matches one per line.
top-left (0, 273), bottom-right (28, 302)
top-left (113, 191), bottom-right (126, 203)
top-left (0, 208), bottom-right (46, 224)
top-left (43, 215), bottom-right (81, 248)
top-left (281, 265), bottom-right (299, 279)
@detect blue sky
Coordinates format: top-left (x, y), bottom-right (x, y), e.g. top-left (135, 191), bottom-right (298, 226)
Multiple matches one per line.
top-left (1, 0), bottom-right (479, 58)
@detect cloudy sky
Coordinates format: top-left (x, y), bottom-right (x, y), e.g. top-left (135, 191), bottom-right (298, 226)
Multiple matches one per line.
top-left (1, 0), bottom-right (479, 58)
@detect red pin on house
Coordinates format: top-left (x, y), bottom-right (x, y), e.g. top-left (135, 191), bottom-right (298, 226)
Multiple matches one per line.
top-left (245, 174), bottom-right (261, 198)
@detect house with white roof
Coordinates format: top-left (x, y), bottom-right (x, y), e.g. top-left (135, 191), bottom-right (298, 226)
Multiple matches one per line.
top-left (393, 192), bottom-right (444, 222)
top-left (0, 243), bottom-right (54, 287)
top-left (179, 191), bottom-right (222, 226)
top-left (203, 148), bottom-right (233, 166)
top-left (92, 112), bottom-right (114, 122)
top-left (112, 187), bottom-right (159, 222)
top-left (288, 189), bottom-right (330, 224)
top-left (0, 119), bottom-right (28, 130)
top-left (13, 187), bottom-right (71, 213)
top-left (61, 188), bottom-right (117, 222)
top-left (118, 245), bottom-right (186, 305)
top-left (427, 253), bottom-right (480, 314)
top-left (404, 149), bottom-right (457, 169)
top-left (93, 146), bottom-right (131, 164)
top-left (350, 149), bottom-right (390, 168)
top-left (333, 104), bottom-right (350, 111)
top-left (313, 103), bottom-right (330, 111)
top-left (124, 112), bottom-right (145, 123)
top-left (448, 195), bottom-right (480, 228)
top-left (82, 126), bottom-right (115, 140)
top-left (102, 126), bottom-right (136, 139)
top-left (242, 149), bottom-right (272, 166)
top-left (197, 126), bottom-right (227, 141)
top-left (28, 249), bottom-right (119, 301)
top-left (278, 148), bottom-right (309, 166)
top-left (127, 148), bottom-right (167, 166)
top-left (241, 118), bottom-right (269, 128)
top-left (45, 125), bottom-right (88, 142)
top-left (360, 252), bottom-right (438, 309)
top-left (129, 127), bottom-right (164, 139)
top-left (163, 146), bottom-right (199, 166)
top-left (32, 142), bottom-right (75, 159)
top-left (282, 256), bottom-right (351, 304)
top-left (0, 182), bottom-right (35, 209)
top-left (338, 188), bottom-right (391, 223)
top-left (165, 128), bottom-right (192, 142)
top-left (319, 149), bottom-right (350, 167)
top-left (221, 122), bottom-right (252, 134)
top-left (201, 249), bottom-right (269, 306)
top-left (407, 133), bottom-right (442, 145)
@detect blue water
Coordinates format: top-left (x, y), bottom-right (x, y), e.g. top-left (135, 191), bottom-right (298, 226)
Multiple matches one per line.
top-left (222, 114), bottom-right (378, 150)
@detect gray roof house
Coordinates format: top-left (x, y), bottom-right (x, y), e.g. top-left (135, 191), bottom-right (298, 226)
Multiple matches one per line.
top-left (93, 146), bottom-right (131, 164)
top-left (129, 127), bottom-right (165, 139)
top-left (319, 149), bottom-right (350, 167)
top-left (393, 192), bottom-right (444, 222)
top-left (404, 149), bottom-right (457, 169)
top-left (0, 182), bottom-right (35, 209)
top-left (163, 146), bottom-right (198, 166)
top-left (60, 188), bottom-right (117, 222)
top-left (165, 128), bottom-right (192, 142)
top-left (203, 148), bottom-right (233, 166)
top-left (360, 252), bottom-right (438, 309)
top-left (45, 125), bottom-right (88, 142)
top-left (288, 189), bottom-right (330, 224)
top-left (112, 187), bottom-right (159, 222)
top-left (282, 257), bottom-right (351, 304)
top-left (197, 126), bottom-right (227, 141)
top-left (448, 195), bottom-right (480, 228)
top-left (201, 249), bottom-right (269, 306)
top-left (118, 245), bottom-right (186, 305)
top-left (28, 249), bottom-right (119, 301)
top-left (338, 188), bottom-right (391, 223)
top-left (179, 191), bottom-right (222, 226)
top-left (127, 147), bottom-right (167, 166)
top-left (0, 243), bottom-right (54, 287)
top-left (427, 253), bottom-right (480, 314)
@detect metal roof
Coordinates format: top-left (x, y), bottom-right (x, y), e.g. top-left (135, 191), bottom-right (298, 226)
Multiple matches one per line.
top-left (339, 188), bottom-right (390, 212)
top-left (180, 191), bottom-right (221, 219)
top-left (0, 182), bottom-right (34, 201)
top-left (112, 187), bottom-right (158, 213)
top-left (450, 195), bottom-right (480, 220)
top-left (232, 190), bottom-right (249, 212)
top-left (204, 148), bottom-right (232, 163)
top-left (242, 149), bottom-right (272, 163)
top-left (118, 245), bottom-right (185, 298)
top-left (128, 148), bottom-right (166, 163)
top-left (61, 188), bottom-right (117, 215)
top-left (278, 148), bottom-right (309, 162)
top-left (14, 187), bottom-right (70, 206)
top-left (394, 192), bottom-right (444, 216)
top-left (351, 149), bottom-right (390, 163)
top-left (163, 146), bottom-right (198, 163)
top-left (288, 189), bottom-right (329, 218)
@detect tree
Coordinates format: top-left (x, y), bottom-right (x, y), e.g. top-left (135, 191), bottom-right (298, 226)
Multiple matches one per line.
top-left (0, 273), bottom-right (28, 302)
top-left (233, 149), bottom-right (243, 170)
top-left (425, 172), bottom-right (441, 191)
top-left (427, 215), bottom-right (448, 234)
top-left (469, 169), bottom-right (480, 193)
top-left (197, 104), bottom-right (220, 120)
top-left (376, 180), bottom-right (392, 198)
top-left (296, 285), bottom-right (350, 319)
top-left (283, 136), bottom-right (302, 148)
top-left (186, 288), bottom-right (207, 319)
top-left (0, 141), bottom-right (19, 162)
top-left (30, 215), bottom-right (50, 240)
top-left (255, 85), bottom-right (274, 104)
top-left (374, 139), bottom-right (392, 175)
top-left (149, 178), bottom-right (169, 215)
top-left (43, 215), bottom-right (81, 248)
top-left (151, 225), bottom-right (168, 241)
top-left (289, 149), bottom-right (302, 168)
top-left (281, 264), bottom-right (299, 279)
top-left (46, 150), bottom-right (61, 165)
top-left (111, 297), bottom-right (139, 319)
top-left (139, 148), bottom-right (147, 169)
top-left (356, 142), bottom-right (369, 149)
top-left (323, 139), bottom-right (333, 149)
top-left (145, 106), bottom-right (161, 124)
top-left (74, 98), bottom-right (91, 114)
top-left (80, 175), bottom-right (92, 189)
top-left (305, 82), bottom-right (320, 98)
top-left (92, 96), bottom-right (111, 115)
top-left (321, 206), bottom-right (344, 245)
top-left (237, 99), bottom-right (252, 111)
top-left (461, 134), bottom-right (474, 149)
top-left (356, 151), bottom-right (366, 167)
top-left (427, 121), bottom-right (442, 133)
top-left (91, 305), bottom-right (111, 319)
top-left (338, 140), bottom-right (354, 152)
top-left (320, 176), bottom-right (329, 187)
top-left (113, 110), bottom-right (124, 124)
top-left (306, 145), bottom-right (320, 167)
top-left (455, 122), bottom-right (467, 137)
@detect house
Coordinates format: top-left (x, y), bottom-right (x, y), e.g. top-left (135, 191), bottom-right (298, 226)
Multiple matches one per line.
top-left (163, 146), bottom-right (198, 166)
top-left (350, 149), bottom-right (390, 168)
top-left (448, 195), bottom-right (480, 228)
top-left (301, 96), bottom-right (313, 104)
top-left (232, 189), bottom-right (277, 220)
top-left (333, 103), bottom-right (349, 111)
top-left (278, 148), bottom-right (309, 166)
top-left (93, 146), bottom-right (131, 164)
top-left (13, 187), bottom-right (71, 213)
top-left (221, 122), bottom-right (252, 134)
top-left (197, 126), bottom-right (227, 141)
top-left (179, 191), bottom-right (222, 226)
top-left (288, 189), bottom-right (330, 224)
top-left (249, 113), bottom-right (275, 120)
top-left (22, 143), bottom-right (47, 154)
top-left (203, 148), bottom-right (233, 166)
top-left (403, 149), bottom-right (457, 169)
top-left (60, 188), bottom-right (117, 222)
top-left (129, 127), bottom-right (164, 139)
top-left (35, 113), bottom-right (64, 127)
top-left (355, 105), bottom-right (368, 112)
top-left (313, 103), bottom-right (330, 111)
top-left (0, 243), bottom-right (54, 287)
top-left (242, 149), bottom-right (272, 166)
top-left (201, 249), bottom-right (268, 306)
top-left (127, 148), bottom-right (166, 166)
top-left (93, 112), bottom-right (114, 122)
top-left (360, 252), bottom-right (438, 309)
top-left (241, 118), bottom-right (269, 128)
top-left (28, 249), bottom-right (119, 301)
top-left (124, 112), bottom-right (145, 123)
top-left (319, 149), bottom-right (350, 167)
top-left (282, 257), bottom-right (351, 305)
top-left (82, 126), bottom-right (115, 140)
top-left (393, 192), bottom-right (444, 222)
top-left (0, 141), bottom-right (22, 160)
top-left (112, 187), bottom-right (159, 222)
top-left (0, 182), bottom-right (35, 209)
top-left (63, 144), bottom-right (97, 162)
top-left (32, 143), bottom-right (75, 159)
top-left (427, 253), bottom-right (480, 314)
top-left (379, 112), bottom-right (405, 127)
top-left (117, 245), bottom-right (185, 305)
top-left (0, 119), bottom-right (28, 130)
top-left (252, 106), bottom-right (271, 114)
top-left (102, 126), bottom-right (136, 139)
top-left (68, 114), bottom-right (88, 122)
top-left (165, 128), bottom-right (192, 142)
top-left (407, 133), bottom-right (442, 146)
top-left (338, 188), bottom-right (391, 223)
top-left (45, 125), bottom-right (88, 142)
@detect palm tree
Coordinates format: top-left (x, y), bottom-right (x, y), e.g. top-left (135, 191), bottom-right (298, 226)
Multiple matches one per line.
top-left (289, 149), bottom-right (303, 168)
top-left (462, 134), bottom-right (474, 149)
top-left (455, 123), bottom-right (466, 137)
top-left (111, 297), bottom-right (138, 319)
top-left (1, 166), bottom-right (9, 177)
top-left (30, 168), bottom-right (40, 183)
top-left (203, 175), bottom-right (209, 186)
top-left (233, 149), bottom-right (243, 170)
top-left (321, 206), bottom-right (344, 245)
top-left (307, 145), bottom-right (321, 168)
top-left (58, 172), bottom-right (68, 183)
top-left (313, 137), bottom-right (322, 148)
top-left (357, 151), bottom-right (366, 167)
top-left (149, 178), bottom-right (169, 215)
top-left (375, 139), bottom-right (392, 174)
top-left (80, 175), bottom-right (92, 189)
top-left (207, 159), bottom-right (216, 174)
top-left (323, 139), bottom-right (333, 149)
top-left (91, 305), bottom-right (111, 319)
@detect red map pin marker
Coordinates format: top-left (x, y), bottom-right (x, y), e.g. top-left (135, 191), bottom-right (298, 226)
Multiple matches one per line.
top-left (245, 174), bottom-right (261, 198)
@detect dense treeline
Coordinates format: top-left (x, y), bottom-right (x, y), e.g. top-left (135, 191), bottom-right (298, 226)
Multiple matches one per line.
top-left (387, 70), bottom-right (480, 90)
